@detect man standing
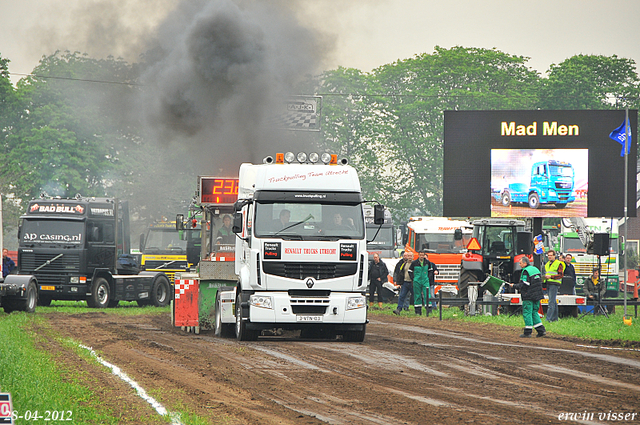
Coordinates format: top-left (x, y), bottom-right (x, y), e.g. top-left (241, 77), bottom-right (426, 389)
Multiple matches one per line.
top-left (563, 253), bottom-right (576, 295)
top-left (2, 248), bottom-right (15, 278)
top-left (393, 251), bottom-right (413, 315)
top-left (368, 253), bottom-right (389, 310)
top-left (508, 257), bottom-right (546, 337)
top-left (544, 250), bottom-right (564, 322)
top-left (408, 250), bottom-right (438, 316)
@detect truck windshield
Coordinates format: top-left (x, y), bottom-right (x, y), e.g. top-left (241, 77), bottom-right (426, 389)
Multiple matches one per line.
top-left (366, 226), bottom-right (394, 250)
top-left (550, 165), bottom-right (573, 177)
top-left (416, 233), bottom-right (469, 254)
top-left (144, 229), bottom-right (187, 254)
top-left (254, 202), bottom-right (364, 240)
top-left (21, 219), bottom-right (84, 245)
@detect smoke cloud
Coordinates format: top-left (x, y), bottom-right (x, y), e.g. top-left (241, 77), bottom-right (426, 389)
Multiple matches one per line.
top-left (140, 0), bottom-right (330, 172)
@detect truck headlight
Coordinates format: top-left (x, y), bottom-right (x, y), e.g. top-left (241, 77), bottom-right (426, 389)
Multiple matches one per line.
top-left (549, 190), bottom-right (556, 196)
top-left (347, 296), bottom-right (366, 310)
top-left (249, 295), bottom-right (273, 309)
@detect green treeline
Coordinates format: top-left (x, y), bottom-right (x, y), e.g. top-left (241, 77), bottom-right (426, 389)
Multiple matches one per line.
top-left (1, 47), bottom-right (639, 231)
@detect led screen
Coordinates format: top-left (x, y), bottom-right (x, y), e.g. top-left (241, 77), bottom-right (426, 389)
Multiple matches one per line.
top-left (443, 110), bottom-right (637, 218)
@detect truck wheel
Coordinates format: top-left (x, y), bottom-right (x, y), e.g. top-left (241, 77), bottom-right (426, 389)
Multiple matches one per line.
top-left (555, 203), bottom-right (567, 209)
top-left (4, 280), bottom-right (39, 313)
top-left (501, 192), bottom-right (511, 207)
top-left (342, 325), bottom-right (366, 342)
top-left (528, 193), bottom-right (540, 209)
top-left (151, 275), bottom-right (170, 307)
top-left (87, 278), bottom-right (110, 309)
top-left (214, 293), bottom-right (234, 338)
top-left (235, 294), bottom-right (259, 341)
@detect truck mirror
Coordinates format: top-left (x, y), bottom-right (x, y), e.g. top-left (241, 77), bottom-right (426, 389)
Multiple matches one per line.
top-left (139, 233), bottom-right (145, 251)
top-left (232, 212), bottom-right (243, 234)
top-left (176, 214), bottom-right (184, 231)
top-left (454, 229), bottom-right (463, 240)
top-left (373, 204), bottom-right (385, 225)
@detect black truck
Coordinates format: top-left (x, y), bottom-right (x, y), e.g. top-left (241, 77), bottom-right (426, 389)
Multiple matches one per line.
top-left (6, 196), bottom-right (171, 308)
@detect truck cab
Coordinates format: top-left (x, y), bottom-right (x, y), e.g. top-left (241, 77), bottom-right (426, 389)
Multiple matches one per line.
top-left (499, 160), bottom-right (575, 209)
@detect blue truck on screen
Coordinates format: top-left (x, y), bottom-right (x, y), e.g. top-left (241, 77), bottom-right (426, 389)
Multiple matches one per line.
top-left (497, 160), bottom-right (575, 209)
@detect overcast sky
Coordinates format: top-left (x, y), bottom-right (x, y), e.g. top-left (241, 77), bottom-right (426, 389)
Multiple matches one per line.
top-left (1, 0), bottom-right (639, 84)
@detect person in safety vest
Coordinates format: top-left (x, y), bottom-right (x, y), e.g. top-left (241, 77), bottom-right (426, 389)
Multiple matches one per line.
top-left (508, 257), bottom-right (546, 337)
top-left (408, 250), bottom-right (438, 316)
top-left (543, 250), bottom-right (564, 322)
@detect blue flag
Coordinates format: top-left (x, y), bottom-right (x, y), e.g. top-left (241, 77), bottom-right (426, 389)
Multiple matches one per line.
top-left (609, 119), bottom-right (632, 156)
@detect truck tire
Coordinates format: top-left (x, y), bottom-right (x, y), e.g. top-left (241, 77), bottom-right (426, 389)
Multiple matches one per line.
top-left (235, 294), bottom-right (259, 341)
top-left (501, 192), bottom-right (511, 207)
top-left (151, 275), bottom-right (170, 307)
top-left (87, 278), bottom-right (110, 309)
top-left (528, 193), bottom-right (540, 209)
top-left (214, 293), bottom-right (234, 338)
top-left (555, 203), bottom-right (567, 209)
top-left (3, 280), bottom-right (38, 313)
top-left (342, 325), bottom-right (366, 342)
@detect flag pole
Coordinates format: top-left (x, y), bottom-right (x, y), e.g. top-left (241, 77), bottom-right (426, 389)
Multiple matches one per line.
top-left (624, 107), bottom-right (629, 318)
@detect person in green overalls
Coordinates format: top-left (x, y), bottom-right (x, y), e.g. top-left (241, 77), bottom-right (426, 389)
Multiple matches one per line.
top-left (508, 256), bottom-right (547, 337)
top-left (408, 250), bottom-right (438, 316)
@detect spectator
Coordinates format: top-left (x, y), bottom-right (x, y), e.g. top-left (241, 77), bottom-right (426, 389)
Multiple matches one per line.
top-left (408, 250), bottom-right (438, 316)
top-left (563, 253), bottom-right (576, 295)
top-left (584, 268), bottom-right (606, 301)
top-left (508, 256), bottom-right (546, 337)
top-left (3, 249), bottom-right (15, 278)
top-left (393, 251), bottom-right (413, 315)
top-left (543, 250), bottom-right (564, 322)
top-left (368, 253), bottom-right (389, 310)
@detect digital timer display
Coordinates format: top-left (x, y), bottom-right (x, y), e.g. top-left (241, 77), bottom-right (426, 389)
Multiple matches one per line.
top-left (200, 177), bottom-right (239, 205)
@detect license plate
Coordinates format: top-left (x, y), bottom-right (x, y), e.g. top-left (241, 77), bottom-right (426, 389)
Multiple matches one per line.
top-left (297, 315), bottom-right (323, 322)
top-left (541, 299), bottom-right (548, 305)
top-left (40, 286), bottom-right (55, 291)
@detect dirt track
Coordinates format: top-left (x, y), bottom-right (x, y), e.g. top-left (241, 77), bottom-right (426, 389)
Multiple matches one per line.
top-left (39, 311), bottom-right (640, 424)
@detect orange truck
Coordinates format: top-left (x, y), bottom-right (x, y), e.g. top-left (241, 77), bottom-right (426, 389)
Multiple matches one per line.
top-left (403, 217), bottom-right (472, 285)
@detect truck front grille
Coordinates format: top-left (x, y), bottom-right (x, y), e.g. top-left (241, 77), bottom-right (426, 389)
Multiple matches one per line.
top-left (20, 253), bottom-right (81, 273)
top-left (262, 262), bottom-right (357, 280)
top-left (434, 264), bottom-right (461, 282)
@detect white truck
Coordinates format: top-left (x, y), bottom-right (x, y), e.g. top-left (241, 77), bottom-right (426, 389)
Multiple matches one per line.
top-left (558, 217), bottom-right (621, 297)
top-left (173, 153), bottom-right (383, 342)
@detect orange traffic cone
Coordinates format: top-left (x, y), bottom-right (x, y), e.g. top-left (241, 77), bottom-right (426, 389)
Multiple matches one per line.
top-left (624, 316), bottom-right (632, 326)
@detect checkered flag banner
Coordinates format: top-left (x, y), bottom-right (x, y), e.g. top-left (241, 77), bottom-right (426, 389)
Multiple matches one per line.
top-left (268, 96), bottom-right (322, 131)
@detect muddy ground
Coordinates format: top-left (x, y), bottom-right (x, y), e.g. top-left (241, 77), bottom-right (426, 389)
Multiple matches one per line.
top-left (36, 310), bottom-right (640, 424)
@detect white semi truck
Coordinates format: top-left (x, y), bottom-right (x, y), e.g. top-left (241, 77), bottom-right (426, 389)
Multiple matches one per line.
top-left (173, 152), bottom-right (383, 342)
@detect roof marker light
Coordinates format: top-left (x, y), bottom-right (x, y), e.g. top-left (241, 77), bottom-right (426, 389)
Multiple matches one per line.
top-left (309, 152), bottom-right (319, 163)
top-left (284, 152), bottom-right (295, 163)
top-left (321, 153), bottom-right (332, 164)
top-left (297, 152), bottom-right (307, 163)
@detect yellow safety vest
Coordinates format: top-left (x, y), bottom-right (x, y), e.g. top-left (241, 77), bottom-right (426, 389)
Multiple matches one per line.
top-left (544, 260), bottom-right (562, 285)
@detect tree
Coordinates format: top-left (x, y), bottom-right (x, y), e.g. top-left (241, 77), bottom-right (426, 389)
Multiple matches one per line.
top-left (539, 54), bottom-right (640, 110)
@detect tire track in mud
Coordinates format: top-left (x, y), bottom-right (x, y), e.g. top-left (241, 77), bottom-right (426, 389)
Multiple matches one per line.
top-left (47, 312), bottom-right (640, 424)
